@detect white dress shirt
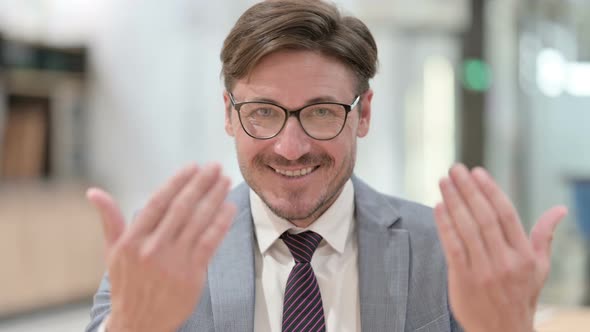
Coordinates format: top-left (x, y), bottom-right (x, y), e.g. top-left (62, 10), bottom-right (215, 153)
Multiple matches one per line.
top-left (252, 180), bottom-right (360, 332)
top-left (98, 180), bottom-right (360, 332)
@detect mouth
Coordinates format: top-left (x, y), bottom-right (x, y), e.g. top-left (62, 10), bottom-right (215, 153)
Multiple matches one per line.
top-left (269, 165), bottom-right (319, 178)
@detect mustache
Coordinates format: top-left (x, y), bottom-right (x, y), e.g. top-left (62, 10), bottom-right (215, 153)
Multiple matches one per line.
top-left (254, 153), bottom-right (333, 168)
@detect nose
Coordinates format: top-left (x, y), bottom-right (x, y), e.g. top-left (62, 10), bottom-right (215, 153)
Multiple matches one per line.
top-left (273, 116), bottom-right (311, 161)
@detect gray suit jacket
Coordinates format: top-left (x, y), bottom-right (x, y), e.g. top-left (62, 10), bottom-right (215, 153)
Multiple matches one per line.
top-left (87, 176), bottom-right (463, 332)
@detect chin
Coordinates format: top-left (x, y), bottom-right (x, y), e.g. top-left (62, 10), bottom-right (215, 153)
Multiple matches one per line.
top-left (267, 196), bottom-right (319, 219)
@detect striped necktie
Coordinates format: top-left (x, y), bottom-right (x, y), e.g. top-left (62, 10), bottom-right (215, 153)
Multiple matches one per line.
top-left (280, 231), bottom-right (326, 332)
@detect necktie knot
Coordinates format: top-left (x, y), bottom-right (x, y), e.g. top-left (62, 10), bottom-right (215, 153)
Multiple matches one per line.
top-left (280, 231), bottom-right (322, 263)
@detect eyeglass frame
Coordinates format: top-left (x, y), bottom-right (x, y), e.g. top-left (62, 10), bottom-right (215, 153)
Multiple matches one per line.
top-left (228, 92), bottom-right (361, 141)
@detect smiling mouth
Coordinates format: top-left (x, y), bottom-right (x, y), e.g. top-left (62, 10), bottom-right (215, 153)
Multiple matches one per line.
top-left (270, 166), bottom-right (319, 178)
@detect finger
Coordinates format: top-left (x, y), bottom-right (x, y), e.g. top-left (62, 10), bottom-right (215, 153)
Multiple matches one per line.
top-left (530, 206), bottom-right (567, 259)
top-left (178, 176), bottom-right (231, 247)
top-left (433, 202), bottom-right (468, 270)
top-left (448, 164), bottom-right (508, 266)
top-left (130, 163), bottom-right (199, 237)
top-left (86, 188), bottom-right (126, 251)
top-left (439, 177), bottom-right (489, 272)
top-left (192, 202), bottom-right (237, 267)
top-left (150, 163), bottom-right (222, 244)
top-left (471, 167), bottom-right (528, 250)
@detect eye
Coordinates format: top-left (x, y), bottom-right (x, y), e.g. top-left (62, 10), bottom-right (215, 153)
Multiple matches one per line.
top-left (313, 108), bottom-right (330, 117)
top-left (255, 108), bottom-right (274, 117)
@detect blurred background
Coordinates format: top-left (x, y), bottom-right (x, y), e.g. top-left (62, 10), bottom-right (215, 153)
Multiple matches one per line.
top-left (0, 0), bottom-right (589, 330)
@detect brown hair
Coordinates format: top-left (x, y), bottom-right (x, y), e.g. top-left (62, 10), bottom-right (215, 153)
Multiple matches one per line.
top-left (220, 0), bottom-right (378, 95)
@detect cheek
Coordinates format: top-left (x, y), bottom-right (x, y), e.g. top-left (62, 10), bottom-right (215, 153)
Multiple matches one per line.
top-left (320, 138), bottom-right (354, 163)
top-left (343, 113), bottom-right (360, 133)
top-left (337, 121), bottom-right (358, 148)
top-left (235, 131), bottom-right (266, 160)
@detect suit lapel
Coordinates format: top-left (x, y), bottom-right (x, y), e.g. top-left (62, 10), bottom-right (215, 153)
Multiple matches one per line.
top-left (208, 184), bottom-right (256, 332)
top-left (353, 177), bottom-right (410, 332)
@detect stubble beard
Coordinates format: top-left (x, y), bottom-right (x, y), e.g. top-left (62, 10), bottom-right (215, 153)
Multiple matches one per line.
top-left (239, 146), bottom-right (356, 225)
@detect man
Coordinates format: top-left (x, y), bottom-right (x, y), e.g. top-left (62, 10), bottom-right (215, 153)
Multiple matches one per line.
top-left (86, 1), bottom-right (568, 331)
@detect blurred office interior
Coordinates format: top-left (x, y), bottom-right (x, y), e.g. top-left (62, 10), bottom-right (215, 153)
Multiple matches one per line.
top-left (0, 0), bottom-right (589, 330)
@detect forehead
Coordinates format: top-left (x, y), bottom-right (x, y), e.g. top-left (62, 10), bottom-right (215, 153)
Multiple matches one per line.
top-left (233, 50), bottom-right (356, 106)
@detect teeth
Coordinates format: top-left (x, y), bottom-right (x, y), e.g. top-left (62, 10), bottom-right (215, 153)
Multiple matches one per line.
top-left (274, 167), bottom-right (315, 177)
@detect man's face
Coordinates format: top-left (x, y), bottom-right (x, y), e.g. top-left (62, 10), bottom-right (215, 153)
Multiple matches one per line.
top-left (224, 50), bottom-right (372, 226)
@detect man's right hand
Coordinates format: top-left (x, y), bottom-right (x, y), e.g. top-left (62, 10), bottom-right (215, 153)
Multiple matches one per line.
top-left (87, 163), bottom-right (236, 332)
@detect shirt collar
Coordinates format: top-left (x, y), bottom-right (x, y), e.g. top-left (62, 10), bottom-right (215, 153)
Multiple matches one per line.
top-left (251, 179), bottom-right (355, 255)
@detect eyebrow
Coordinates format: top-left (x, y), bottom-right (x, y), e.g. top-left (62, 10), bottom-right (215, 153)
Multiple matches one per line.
top-left (246, 95), bottom-right (345, 105)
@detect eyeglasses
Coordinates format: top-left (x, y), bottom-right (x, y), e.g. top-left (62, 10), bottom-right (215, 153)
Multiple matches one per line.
top-left (228, 92), bottom-right (360, 140)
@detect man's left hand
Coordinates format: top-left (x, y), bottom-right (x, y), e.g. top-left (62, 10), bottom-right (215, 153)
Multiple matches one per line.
top-left (434, 164), bottom-right (568, 332)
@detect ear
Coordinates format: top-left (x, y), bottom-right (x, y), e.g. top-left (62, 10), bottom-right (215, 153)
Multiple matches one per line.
top-left (356, 89), bottom-right (372, 138)
top-left (223, 91), bottom-right (235, 137)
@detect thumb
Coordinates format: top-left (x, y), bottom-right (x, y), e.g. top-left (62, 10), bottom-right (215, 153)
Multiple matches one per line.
top-left (530, 205), bottom-right (568, 258)
top-left (86, 187), bottom-right (126, 251)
